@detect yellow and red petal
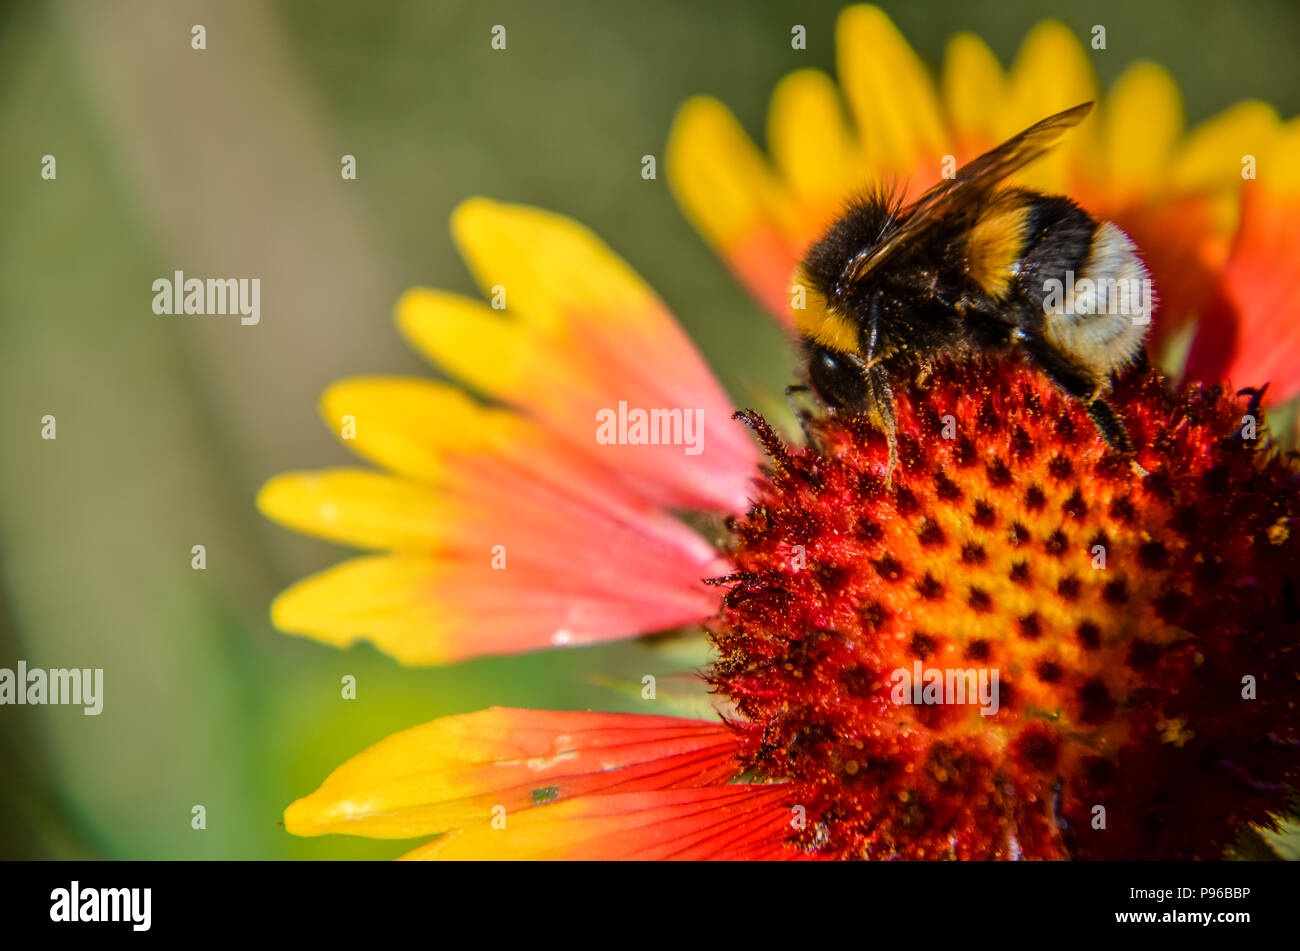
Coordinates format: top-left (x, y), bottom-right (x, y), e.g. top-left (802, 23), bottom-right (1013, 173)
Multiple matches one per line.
top-left (400, 785), bottom-right (801, 861)
top-left (284, 707), bottom-right (743, 839)
top-left (1186, 120), bottom-right (1300, 402)
top-left (260, 371), bottom-right (733, 663)
top-left (667, 96), bottom-right (803, 323)
top-left (267, 547), bottom-right (720, 665)
top-left (398, 199), bottom-right (759, 515)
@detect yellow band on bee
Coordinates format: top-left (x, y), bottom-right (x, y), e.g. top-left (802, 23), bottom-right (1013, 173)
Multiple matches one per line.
top-left (793, 289), bottom-right (859, 354)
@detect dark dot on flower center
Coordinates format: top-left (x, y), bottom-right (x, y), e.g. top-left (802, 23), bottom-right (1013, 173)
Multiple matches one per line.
top-left (1008, 522), bottom-right (1031, 547)
top-left (916, 518), bottom-right (946, 547)
top-left (909, 631), bottom-right (937, 658)
top-left (1048, 454), bottom-right (1073, 481)
top-left (858, 600), bottom-right (888, 629)
top-left (1035, 659), bottom-right (1062, 682)
top-left (1085, 756), bottom-right (1116, 788)
top-left (840, 665), bottom-right (871, 695)
top-left (960, 542), bottom-right (987, 565)
top-left (857, 518), bottom-right (884, 542)
top-left (1138, 540), bottom-right (1169, 570)
top-left (894, 486), bottom-right (919, 515)
top-left (1078, 679), bottom-right (1116, 724)
top-left (1057, 576), bottom-right (1081, 600)
top-left (966, 639), bottom-right (990, 661)
top-left (915, 574), bottom-right (945, 600)
top-left (1103, 578), bottom-right (1129, 604)
top-left (1077, 621), bottom-right (1102, 649)
top-left (874, 555), bottom-right (905, 582)
top-left (1062, 488), bottom-right (1087, 520)
top-left (1009, 560), bottom-right (1031, 585)
top-left (1127, 639), bottom-right (1162, 670)
top-left (1045, 529), bottom-right (1068, 555)
top-left (1015, 727), bottom-right (1059, 772)
top-left (1019, 613), bottom-right (1042, 640)
top-left (1025, 485), bottom-right (1046, 511)
top-left (968, 587), bottom-right (992, 612)
top-left (1054, 412), bottom-right (1078, 442)
top-left (934, 471), bottom-right (962, 501)
top-left (1110, 496), bottom-right (1136, 524)
top-left (972, 499), bottom-right (996, 527)
top-left (986, 460), bottom-right (1012, 487)
top-left (1154, 588), bottom-right (1190, 624)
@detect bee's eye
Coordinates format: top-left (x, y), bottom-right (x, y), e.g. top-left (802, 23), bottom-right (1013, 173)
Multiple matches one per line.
top-left (807, 345), bottom-right (871, 411)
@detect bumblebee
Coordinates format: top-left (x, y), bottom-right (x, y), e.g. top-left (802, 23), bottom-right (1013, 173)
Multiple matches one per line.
top-left (796, 102), bottom-right (1150, 463)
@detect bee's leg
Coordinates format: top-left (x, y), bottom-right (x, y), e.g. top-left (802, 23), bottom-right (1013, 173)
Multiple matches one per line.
top-left (1016, 328), bottom-right (1135, 456)
top-left (1084, 399), bottom-right (1133, 455)
top-left (784, 383), bottom-right (824, 453)
top-left (866, 370), bottom-right (900, 483)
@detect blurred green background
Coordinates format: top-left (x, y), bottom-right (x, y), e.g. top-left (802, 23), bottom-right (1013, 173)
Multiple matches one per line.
top-left (1, 0), bottom-right (1297, 859)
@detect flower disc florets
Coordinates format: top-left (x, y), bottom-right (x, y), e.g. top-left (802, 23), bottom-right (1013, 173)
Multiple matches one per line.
top-left (710, 355), bottom-right (1300, 859)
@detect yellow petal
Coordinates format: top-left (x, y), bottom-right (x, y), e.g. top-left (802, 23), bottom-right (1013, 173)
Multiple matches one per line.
top-left (396, 288), bottom-right (601, 411)
top-left (1171, 99), bottom-right (1279, 193)
top-left (667, 95), bottom-right (796, 250)
top-left (837, 4), bottom-right (948, 174)
top-left (1265, 117), bottom-right (1300, 196)
top-left (318, 376), bottom-right (528, 484)
top-left (1103, 62), bottom-right (1183, 196)
top-left (269, 554), bottom-right (451, 664)
top-left (257, 469), bottom-right (450, 551)
top-left (767, 68), bottom-right (861, 203)
top-left (942, 32), bottom-right (1007, 146)
top-left (1004, 20), bottom-right (1100, 190)
top-left (450, 197), bottom-right (656, 336)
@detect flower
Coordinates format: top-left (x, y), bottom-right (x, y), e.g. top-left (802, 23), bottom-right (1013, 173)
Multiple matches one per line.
top-left (270, 5), bottom-right (1300, 858)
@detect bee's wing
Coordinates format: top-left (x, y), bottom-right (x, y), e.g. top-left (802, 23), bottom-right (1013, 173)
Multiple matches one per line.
top-left (842, 102), bottom-right (1094, 286)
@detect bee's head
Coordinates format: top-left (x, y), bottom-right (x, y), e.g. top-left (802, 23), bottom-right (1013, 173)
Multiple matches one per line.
top-left (800, 191), bottom-right (901, 311)
top-left (805, 341), bottom-right (872, 413)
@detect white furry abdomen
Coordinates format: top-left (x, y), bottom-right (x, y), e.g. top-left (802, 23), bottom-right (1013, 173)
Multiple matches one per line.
top-left (1042, 222), bottom-right (1153, 382)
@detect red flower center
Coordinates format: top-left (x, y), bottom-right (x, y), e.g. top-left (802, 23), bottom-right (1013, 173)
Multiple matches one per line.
top-left (710, 355), bottom-right (1300, 859)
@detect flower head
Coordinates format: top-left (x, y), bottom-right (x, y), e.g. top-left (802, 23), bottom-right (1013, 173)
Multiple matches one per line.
top-left (712, 355), bottom-right (1300, 859)
top-left (271, 6), bottom-right (1300, 859)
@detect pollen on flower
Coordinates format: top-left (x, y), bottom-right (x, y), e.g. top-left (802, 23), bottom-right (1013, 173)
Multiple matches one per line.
top-left (709, 354), bottom-right (1300, 860)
